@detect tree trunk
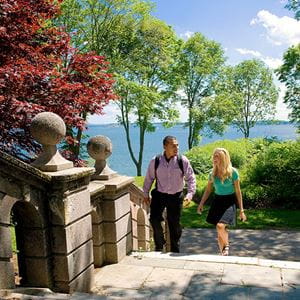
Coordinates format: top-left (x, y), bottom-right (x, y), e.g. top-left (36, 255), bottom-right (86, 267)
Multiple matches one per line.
top-left (188, 108), bottom-right (193, 149)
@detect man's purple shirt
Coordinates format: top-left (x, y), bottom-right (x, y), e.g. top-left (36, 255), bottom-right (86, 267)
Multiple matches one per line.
top-left (143, 154), bottom-right (196, 200)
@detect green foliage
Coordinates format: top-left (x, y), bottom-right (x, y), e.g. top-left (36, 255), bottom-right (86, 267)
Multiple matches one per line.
top-left (276, 44), bottom-right (300, 129)
top-left (11, 226), bottom-right (17, 253)
top-left (185, 138), bottom-right (256, 175)
top-left (181, 202), bottom-right (300, 229)
top-left (177, 32), bottom-right (228, 149)
top-left (56, 0), bottom-right (154, 63)
top-left (216, 60), bottom-right (279, 137)
top-left (115, 17), bottom-right (181, 175)
top-left (244, 140), bottom-right (300, 208)
top-left (285, 0), bottom-right (300, 20)
top-left (134, 176), bottom-right (144, 188)
top-left (185, 138), bottom-right (299, 209)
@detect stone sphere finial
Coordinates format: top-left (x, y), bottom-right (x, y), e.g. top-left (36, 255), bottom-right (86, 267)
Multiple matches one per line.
top-left (30, 112), bottom-right (66, 146)
top-left (87, 135), bottom-right (117, 180)
top-left (30, 112), bottom-right (73, 172)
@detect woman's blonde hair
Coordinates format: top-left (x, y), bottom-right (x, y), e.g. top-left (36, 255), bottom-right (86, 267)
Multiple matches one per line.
top-left (212, 148), bottom-right (233, 182)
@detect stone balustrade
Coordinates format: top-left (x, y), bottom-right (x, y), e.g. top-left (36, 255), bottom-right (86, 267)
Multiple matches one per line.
top-left (0, 112), bottom-right (151, 294)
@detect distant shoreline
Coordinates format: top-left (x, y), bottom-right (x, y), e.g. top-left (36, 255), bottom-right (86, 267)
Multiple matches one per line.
top-left (87, 120), bottom-right (295, 127)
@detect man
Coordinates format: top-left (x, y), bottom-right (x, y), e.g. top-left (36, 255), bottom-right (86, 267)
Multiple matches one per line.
top-left (143, 136), bottom-right (196, 253)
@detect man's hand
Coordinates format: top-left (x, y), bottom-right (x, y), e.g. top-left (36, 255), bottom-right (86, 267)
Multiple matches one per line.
top-left (183, 198), bottom-right (191, 208)
top-left (144, 196), bottom-right (151, 206)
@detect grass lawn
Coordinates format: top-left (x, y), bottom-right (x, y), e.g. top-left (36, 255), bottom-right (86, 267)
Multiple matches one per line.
top-left (182, 202), bottom-right (300, 230)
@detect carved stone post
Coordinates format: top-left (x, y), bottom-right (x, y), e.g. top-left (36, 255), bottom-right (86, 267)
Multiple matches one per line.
top-left (30, 112), bottom-right (95, 293)
top-left (87, 136), bottom-right (134, 264)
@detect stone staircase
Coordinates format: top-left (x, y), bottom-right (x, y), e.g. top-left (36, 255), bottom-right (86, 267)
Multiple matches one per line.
top-left (1, 251), bottom-right (300, 299)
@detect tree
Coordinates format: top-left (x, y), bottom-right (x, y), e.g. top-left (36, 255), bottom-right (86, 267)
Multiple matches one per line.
top-left (55, 0), bottom-right (153, 68)
top-left (176, 33), bottom-right (227, 149)
top-left (115, 17), bottom-right (180, 175)
top-left (276, 1), bottom-right (300, 129)
top-left (0, 0), bottom-right (115, 163)
top-left (285, 0), bottom-right (300, 20)
top-left (57, 1), bottom-right (181, 175)
top-left (218, 60), bottom-right (279, 138)
top-left (276, 44), bottom-right (300, 128)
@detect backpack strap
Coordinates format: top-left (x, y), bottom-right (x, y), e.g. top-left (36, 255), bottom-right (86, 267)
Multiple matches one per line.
top-left (177, 154), bottom-right (184, 176)
top-left (154, 154), bottom-right (161, 178)
top-left (154, 154), bottom-right (161, 189)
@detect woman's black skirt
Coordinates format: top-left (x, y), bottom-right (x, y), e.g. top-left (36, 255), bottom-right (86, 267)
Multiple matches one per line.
top-left (206, 193), bottom-right (236, 226)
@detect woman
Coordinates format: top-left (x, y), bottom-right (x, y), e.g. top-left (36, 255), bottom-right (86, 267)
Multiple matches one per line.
top-left (197, 148), bottom-right (247, 256)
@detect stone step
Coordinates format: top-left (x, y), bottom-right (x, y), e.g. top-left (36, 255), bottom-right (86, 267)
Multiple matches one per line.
top-left (0, 288), bottom-right (107, 300)
top-left (127, 251), bottom-right (300, 270)
top-left (93, 252), bottom-right (300, 299)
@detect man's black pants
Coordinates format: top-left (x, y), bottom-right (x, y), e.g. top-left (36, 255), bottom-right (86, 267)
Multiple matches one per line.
top-left (150, 190), bottom-right (183, 253)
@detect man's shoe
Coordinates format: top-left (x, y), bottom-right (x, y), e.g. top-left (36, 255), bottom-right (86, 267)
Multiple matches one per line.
top-left (171, 248), bottom-right (180, 253)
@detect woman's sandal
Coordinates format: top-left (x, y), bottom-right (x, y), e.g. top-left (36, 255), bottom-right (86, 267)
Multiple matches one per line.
top-left (222, 245), bottom-right (229, 256)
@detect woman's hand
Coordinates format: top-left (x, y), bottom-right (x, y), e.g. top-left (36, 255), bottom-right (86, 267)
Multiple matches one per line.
top-left (239, 210), bottom-right (247, 222)
top-left (197, 203), bottom-right (204, 215)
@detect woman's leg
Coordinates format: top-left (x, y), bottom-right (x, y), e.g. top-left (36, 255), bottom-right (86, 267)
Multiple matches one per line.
top-left (216, 223), bottom-right (229, 253)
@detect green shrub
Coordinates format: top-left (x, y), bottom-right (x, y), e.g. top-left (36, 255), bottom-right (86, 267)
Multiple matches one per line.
top-left (185, 139), bottom-right (256, 175)
top-left (244, 141), bottom-right (300, 208)
top-left (134, 176), bottom-right (144, 188)
top-left (185, 138), bottom-right (299, 209)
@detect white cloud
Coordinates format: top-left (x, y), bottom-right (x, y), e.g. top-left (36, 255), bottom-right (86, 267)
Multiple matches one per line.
top-left (250, 10), bottom-right (300, 46)
top-left (235, 48), bottom-right (282, 69)
top-left (261, 56), bottom-right (283, 69)
top-left (275, 83), bottom-right (290, 120)
top-left (180, 31), bottom-right (194, 40)
top-left (87, 102), bottom-right (119, 124)
top-left (236, 48), bottom-right (262, 57)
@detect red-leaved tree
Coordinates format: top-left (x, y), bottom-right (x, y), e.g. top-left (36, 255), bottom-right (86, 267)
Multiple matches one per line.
top-left (0, 0), bottom-right (116, 164)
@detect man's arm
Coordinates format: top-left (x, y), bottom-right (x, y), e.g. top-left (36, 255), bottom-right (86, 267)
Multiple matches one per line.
top-left (143, 158), bottom-right (155, 204)
top-left (182, 156), bottom-right (196, 204)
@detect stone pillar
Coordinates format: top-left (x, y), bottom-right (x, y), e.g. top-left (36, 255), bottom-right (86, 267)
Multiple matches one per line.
top-left (87, 136), bottom-right (134, 264)
top-left (0, 194), bottom-right (15, 289)
top-left (89, 181), bottom-right (105, 268)
top-left (96, 176), bottom-right (134, 263)
top-left (129, 184), bottom-right (151, 251)
top-left (48, 170), bottom-right (94, 293)
top-left (29, 112), bottom-right (95, 293)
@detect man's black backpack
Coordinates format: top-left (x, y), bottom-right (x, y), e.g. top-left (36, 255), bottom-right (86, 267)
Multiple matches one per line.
top-left (154, 154), bottom-right (184, 177)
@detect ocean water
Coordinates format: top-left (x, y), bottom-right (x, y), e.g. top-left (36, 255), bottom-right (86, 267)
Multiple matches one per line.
top-left (85, 123), bottom-right (298, 176)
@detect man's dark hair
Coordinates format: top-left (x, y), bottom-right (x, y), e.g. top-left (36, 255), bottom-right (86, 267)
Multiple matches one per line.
top-left (163, 136), bottom-right (177, 146)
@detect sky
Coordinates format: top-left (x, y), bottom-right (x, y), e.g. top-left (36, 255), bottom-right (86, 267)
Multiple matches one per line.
top-left (88, 0), bottom-right (300, 124)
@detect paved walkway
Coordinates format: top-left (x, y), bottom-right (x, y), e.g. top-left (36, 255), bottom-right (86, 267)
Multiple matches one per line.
top-left (180, 228), bottom-right (300, 261)
top-left (92, 252), bottom-right (300, 299)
